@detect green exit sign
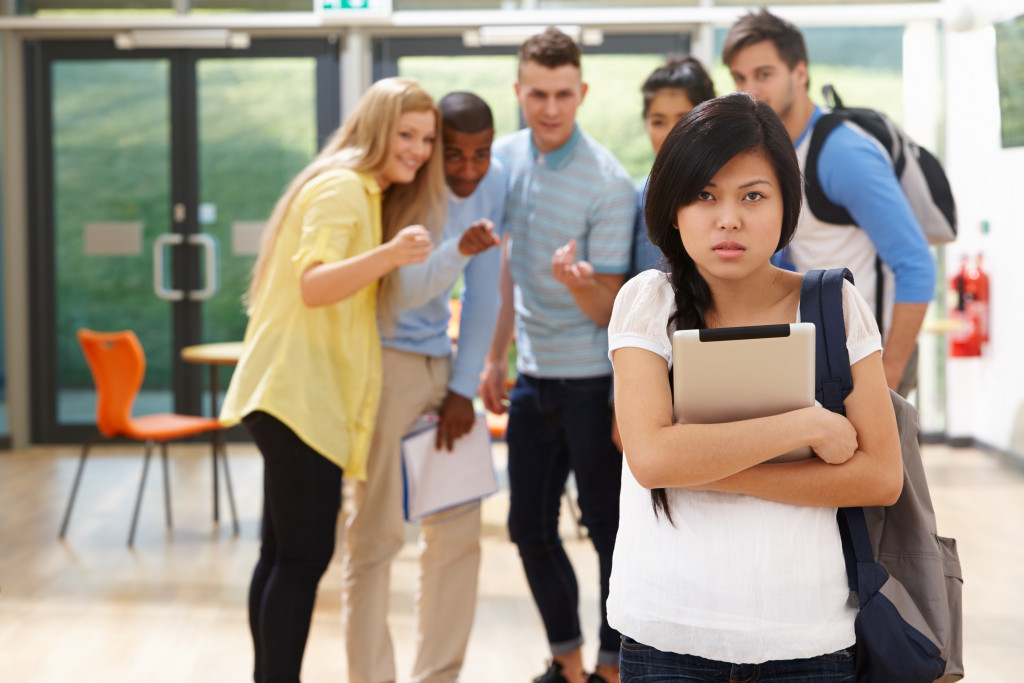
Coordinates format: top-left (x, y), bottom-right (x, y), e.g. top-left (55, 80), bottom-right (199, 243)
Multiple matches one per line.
top-left (317, 0), bottom-right (390, 10)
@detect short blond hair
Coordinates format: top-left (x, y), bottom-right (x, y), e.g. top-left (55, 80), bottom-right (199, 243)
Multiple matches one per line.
top-left (247, 77), bottom-right (446, 309)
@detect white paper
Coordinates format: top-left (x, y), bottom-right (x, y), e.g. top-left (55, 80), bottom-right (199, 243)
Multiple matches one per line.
top-left (401, 414), bottom-right (497, 522)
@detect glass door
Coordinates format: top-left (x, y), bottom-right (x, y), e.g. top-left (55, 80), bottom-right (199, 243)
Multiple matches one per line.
top-left (194, 54), bottom-right (329, 417)
top-left (40, 54), bottom-right (175, 432)
top-left (26, 39), bottom-right (338, 442)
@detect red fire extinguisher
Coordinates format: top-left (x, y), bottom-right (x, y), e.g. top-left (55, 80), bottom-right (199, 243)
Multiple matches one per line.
top-left (949, 255), bottom-right (989, 357)
top-left (969, 255), bottom-right (990, 343)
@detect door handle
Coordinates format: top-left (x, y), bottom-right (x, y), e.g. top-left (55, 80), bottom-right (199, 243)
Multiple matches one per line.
top-left (187, 233), bottom-right (220, 301)
top-left (153, 233), bottom-right (185, 301)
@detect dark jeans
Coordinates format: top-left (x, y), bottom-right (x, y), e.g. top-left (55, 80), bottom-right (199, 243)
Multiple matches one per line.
top-left (620, 636), bottom-right (856, 682)
top-left (506, 373), bottom-right (623, 665)
top-left (244, 411), bottom-right (342, 683)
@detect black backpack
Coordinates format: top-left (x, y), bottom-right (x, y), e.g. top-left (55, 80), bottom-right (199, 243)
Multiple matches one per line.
top-left (804, 84), bottom-right (957, 246)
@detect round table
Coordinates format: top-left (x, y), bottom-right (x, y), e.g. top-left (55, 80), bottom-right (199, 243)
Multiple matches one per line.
top-left (180, 341), bottom-right (243, 417)
top-left (180, 341), bottom-right (243, 531)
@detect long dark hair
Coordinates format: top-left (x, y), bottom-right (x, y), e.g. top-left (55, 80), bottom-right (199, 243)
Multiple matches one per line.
top-left (642, 92), bottom-right (802, 522)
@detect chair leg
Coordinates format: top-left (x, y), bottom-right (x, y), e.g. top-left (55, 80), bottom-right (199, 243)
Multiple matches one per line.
top-left (128, 440), bottom-right (155, 547)
top-left (58, 439), bottom-right (94, 539)
top-left (215, 432), bottom-right (240, 536)
top-left (161, 442), bottom-right (173, 530)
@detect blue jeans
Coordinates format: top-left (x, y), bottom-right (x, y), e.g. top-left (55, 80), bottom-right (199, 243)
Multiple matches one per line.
top-left (620, 636), bottom-right (856, 682)
top-left (506, 373), bottom-right (622, 665)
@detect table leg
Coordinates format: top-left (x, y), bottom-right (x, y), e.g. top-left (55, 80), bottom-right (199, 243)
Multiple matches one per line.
top-left (210, 366), bottom-right (220, 524)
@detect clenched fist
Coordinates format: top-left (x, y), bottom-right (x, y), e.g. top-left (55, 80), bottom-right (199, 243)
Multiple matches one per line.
top-left (388, 225), bottom-right (433, 266)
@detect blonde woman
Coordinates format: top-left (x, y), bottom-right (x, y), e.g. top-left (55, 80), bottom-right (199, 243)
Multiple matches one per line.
top-left (220, 77), bottom-right (446, 683)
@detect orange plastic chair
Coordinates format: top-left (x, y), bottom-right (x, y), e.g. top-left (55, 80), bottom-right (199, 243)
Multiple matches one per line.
top-left (59, 329), bottom-right (238, 546)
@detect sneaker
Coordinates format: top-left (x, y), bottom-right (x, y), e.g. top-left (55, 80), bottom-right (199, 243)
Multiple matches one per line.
top-left (586, 674), bottom-right (610, 683)
top-left (533, 660), bottom-right (570, 683)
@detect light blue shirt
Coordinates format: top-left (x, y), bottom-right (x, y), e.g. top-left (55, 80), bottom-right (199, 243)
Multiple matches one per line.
top-left (792, 106), bottom-right (936, 304)
top-left (494, 125), bottom-right (636, 378)
top-left (388, 160), bottom-right (508, 399)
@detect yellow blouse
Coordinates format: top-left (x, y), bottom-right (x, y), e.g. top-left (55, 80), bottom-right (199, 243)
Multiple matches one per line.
top-left (220, 168), bottom-right (383, 480)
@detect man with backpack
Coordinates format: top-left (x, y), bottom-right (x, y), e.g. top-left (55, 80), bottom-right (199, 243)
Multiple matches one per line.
top-left (723, 9), bottom-right (938, 396)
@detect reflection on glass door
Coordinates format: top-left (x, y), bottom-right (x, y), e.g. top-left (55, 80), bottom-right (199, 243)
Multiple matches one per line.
top-left (51, 59), bottom-right (174, 425)
top-left (195, 57), bottom-right (319, 415)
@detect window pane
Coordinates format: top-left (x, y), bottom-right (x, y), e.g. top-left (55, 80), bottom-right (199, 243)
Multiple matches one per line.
top-left (51, 59), bottom-right (174, 424)
top-left (397, 54), bottom-right (521, 138)
top-left (576, 53), bottom-right (667, 182)
top-left (711, 25), bottom-right (904, 121)
top-left (995, 13), bottom-right (1024, 148)
top-left (196, 57), bottom-right (319, 413)
top-left (400, 52), bottom-right (674, 183)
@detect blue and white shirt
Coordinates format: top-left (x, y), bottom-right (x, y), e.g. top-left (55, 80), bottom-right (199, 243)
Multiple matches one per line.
top-left (786, 106), bottom-right (937, 338)
top-left (494, 125), bottom-right (636, 378)
top-left (388, 159), bottom-right (508, 399)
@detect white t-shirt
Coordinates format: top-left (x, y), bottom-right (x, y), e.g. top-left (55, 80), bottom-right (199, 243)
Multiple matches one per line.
top-left (606, 269), bottom-right (883, 664)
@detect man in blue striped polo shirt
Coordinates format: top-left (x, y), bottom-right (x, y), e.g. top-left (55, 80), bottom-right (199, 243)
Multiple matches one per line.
top-left (479, 27), bottom-right (636, 683)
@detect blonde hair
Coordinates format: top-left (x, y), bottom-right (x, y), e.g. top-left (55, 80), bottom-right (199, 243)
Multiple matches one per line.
top-left (246, 77), bottom-right (447, 310)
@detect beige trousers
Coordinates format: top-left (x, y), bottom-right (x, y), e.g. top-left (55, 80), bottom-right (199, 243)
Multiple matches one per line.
top-left (343, 347), bottom-right (483, 683)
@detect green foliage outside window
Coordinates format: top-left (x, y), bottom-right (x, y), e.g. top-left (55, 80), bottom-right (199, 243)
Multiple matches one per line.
top-left (996, 14), bottom-right (1024, 148)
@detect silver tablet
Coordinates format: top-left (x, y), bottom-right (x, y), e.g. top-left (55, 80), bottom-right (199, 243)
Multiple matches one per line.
top-left (672, 322), bottom-right (816, 463)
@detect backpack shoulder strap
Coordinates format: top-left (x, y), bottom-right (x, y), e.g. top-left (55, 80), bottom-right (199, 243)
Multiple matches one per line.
top-left (802, 269), bottom-right (881, 589)
top-left (804, 113), bottom-right (856, 226)
top-left (800, 268), bottom-right (855, 416)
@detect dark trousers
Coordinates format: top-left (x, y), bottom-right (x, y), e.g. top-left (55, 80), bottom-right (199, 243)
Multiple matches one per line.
top-left (620, 636), bottom-right (855, 682)
top-left (244, 411), bottom-right (342, 683)
top-left (506, 373), bottom-right (623, 664)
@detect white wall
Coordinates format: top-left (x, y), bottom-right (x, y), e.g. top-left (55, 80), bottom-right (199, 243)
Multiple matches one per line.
top-left (943, 22), bottom-right (1024, 452)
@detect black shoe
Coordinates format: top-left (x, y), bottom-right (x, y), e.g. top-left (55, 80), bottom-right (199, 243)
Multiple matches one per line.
top-left (533, 660), bottom-right (570, 683)
top-left (586, 674), bottom-right (609, 683)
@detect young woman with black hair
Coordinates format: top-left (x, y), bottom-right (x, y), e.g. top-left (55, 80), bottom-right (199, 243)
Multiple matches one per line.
top-left (606, 92), bottom-right (902, 682)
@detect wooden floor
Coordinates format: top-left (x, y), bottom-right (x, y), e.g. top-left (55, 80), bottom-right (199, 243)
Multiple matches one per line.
top-left (0, 441), bottom-right (1021, 682)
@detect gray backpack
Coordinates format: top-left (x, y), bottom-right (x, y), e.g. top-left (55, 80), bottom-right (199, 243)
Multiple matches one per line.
top-left (802, 268), bottom-right (963, 682)
top-left (804, 84), bottom-right (957, 246)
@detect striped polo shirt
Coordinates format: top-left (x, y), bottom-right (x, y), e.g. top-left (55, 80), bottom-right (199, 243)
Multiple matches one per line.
top-left (494, 125), bottom-right (636, 378)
